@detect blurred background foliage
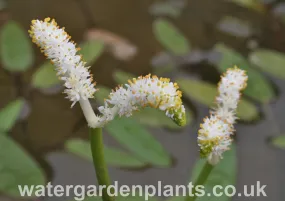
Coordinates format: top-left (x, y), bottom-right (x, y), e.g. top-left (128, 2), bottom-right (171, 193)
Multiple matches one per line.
top-left (0, 0), bottom-right (285, 200)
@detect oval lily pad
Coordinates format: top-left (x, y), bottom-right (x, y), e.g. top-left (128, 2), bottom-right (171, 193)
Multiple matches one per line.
top-left (65, 139), bottom-right (146, 168)
top-left (0, 134), bottom-right (45, 197)
top-left (153, 18), bottom-right (190, 55)
top-left (32, 62), bottom-right (60, 89)
top-left (106, 118), bottom-right (172, 167)
top-left (79, 40), bottom-right (104, 65)
top-left (0, 99), bottom-right (25, 132)
top-left (249, 49), bottom-right (285, 79)
top-left (0, 21), bottom-right (34, 72)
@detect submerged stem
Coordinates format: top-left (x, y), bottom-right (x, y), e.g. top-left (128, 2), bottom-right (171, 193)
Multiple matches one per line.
top-left (89, 128), bottom-right (114, 201)
top-left (185, 162), bottom-right (214, 201)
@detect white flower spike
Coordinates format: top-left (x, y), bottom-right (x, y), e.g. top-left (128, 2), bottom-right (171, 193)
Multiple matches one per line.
top-left (198, 66), bottom-right (247, 165)
top-left (29, 18), bottom-right (186, 128)
top-left (98, 74), bottom-right (186, 127)
top-left (29, 18), bottom-right (96, 107)
top-left (215, 66), bottom-right (248, 124)
top-left (29, 17), bottom-right (99, 127)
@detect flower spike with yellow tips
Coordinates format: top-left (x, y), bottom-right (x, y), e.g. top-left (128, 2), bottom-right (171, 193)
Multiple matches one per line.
top-left (29, 17), bottom-right (187, 201)
top-left (29, 17), bottom-right (96, 108)
top-left (98, 74), bottom-right (186, 127)
top-left (198, 66), bottom-right (248, 165)
top-left (29, 18), bottom-right (186, 128)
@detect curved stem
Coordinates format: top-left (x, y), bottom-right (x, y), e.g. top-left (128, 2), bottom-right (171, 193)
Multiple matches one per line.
top-left (185, 162), bottom-right (214, 201)
top-left (79, 99), bottom-right (100, 128)
top-left (89, 128), bottom-right (114, 201)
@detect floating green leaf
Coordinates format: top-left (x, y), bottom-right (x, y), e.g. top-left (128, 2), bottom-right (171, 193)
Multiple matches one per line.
top-left (249, 49), bottom-right (285, 79)
top-left (270, 135), bottom-right (285, 149)
top-left (177, 79), bottom-right (259, 121)
top-left (153, 18), bottom-right (190, 55)
top-left (0, 134), bottom-right (45, 197)
top-left (106, 118), bottom-right (171, 167)
top-left (191, 145), bottom-right (236, 201)
top-left (32, 62), bottom-right (60, 88)
top-left (178, 79), bottom-right (216, 106)
top-left (237, 100), bottom-right (259, 121)
top-left (79, 40), bottom-right (104, 65)
top-left (65, 139), bottom-right (146, 168)
top-left (215, 43), bottom-right (275, 103)
top-left (0, 21), bottom-right (34, 72)
top-left (0, 99), bottom-right (24, 132)
top-left (104, 147), bottom-right (146, 168)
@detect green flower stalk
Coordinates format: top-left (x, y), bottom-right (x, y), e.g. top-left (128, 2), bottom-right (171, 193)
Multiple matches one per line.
top-left (186, 162), bottom-right (214, 201)
top-left (89, 128), bottom-right (114, 201)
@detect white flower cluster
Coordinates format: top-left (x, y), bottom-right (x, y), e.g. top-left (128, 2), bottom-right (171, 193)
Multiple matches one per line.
top-left (29, 18), bottom-right (186, 128)
top-left (29, 18), bottom-right (96, 107)
top-left (98, 74), bottom-right (186, 127)
top-left (198, 67), bottom-right (247, 165)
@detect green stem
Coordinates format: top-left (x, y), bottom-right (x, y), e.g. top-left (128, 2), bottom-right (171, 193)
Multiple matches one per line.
top-left (89, 128), bottom-right (114, 201)
top-left (185, 162), bottom-right (214, 201)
